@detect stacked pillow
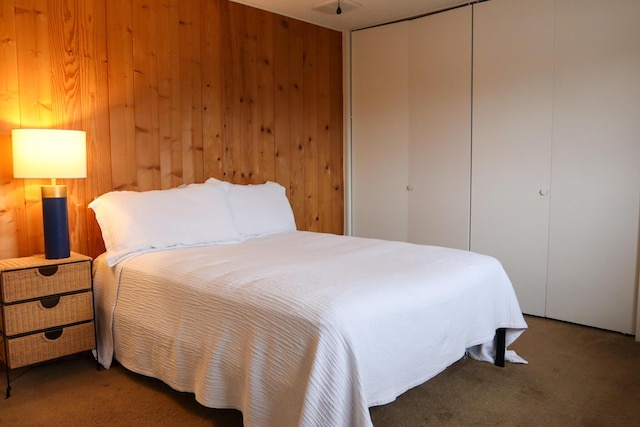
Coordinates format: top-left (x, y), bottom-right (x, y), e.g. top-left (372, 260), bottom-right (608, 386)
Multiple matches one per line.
top-left (205, 177), bottom-right (296, 239)
top-left (89, 179), bottom-right (297, 266)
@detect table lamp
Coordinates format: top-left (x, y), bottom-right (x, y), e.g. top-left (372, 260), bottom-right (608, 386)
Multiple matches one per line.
top-left (11, 129), bottom-right (87, 259)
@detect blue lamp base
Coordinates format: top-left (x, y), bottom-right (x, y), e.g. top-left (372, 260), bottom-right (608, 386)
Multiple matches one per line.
top-left (42, 185), bottom-right (70, 259)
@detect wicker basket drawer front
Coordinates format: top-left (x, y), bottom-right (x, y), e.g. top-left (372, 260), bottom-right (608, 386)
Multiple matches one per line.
top-left (3, 292), bottom-right (94, 336)
top-left (1, 261), bottom-right (91, 303)
top-left (2, 322), bottom-right (95, 369)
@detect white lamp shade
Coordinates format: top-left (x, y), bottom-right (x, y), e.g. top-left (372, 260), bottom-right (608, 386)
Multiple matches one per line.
top-left (12, 129), bottom-right (87, 179)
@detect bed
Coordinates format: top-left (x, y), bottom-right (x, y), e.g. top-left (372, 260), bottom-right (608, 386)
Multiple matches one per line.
top-left (90, 179), bottom-right (527, 427)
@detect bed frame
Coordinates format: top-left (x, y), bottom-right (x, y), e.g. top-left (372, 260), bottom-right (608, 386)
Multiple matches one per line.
top-left (495, 328), bottom-right (507, 367)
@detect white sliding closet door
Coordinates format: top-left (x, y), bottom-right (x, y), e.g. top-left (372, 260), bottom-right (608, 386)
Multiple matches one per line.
top-left (546, 0), bottom-right (640, 334)
top-left (408, 7), bottom-right (471, 250)
top-left (351, 23), bottom-right (409, 241)
top-left (470, 0), bottom-right (555, 316)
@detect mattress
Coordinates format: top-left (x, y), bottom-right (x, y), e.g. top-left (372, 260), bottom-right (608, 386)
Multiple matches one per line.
top-left (93, 231), bottom-right (527, 427)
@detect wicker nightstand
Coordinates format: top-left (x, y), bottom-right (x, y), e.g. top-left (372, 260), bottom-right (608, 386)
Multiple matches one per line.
top-left (0, 252), bottom-right (97, 397)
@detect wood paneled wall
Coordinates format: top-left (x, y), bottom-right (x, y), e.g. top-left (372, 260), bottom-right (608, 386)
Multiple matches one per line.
top-left (0, 0), bottom-right (344, 259)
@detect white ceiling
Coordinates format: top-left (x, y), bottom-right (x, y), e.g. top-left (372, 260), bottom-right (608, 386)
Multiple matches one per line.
top-left (230, 0), bottom-right (471, 31)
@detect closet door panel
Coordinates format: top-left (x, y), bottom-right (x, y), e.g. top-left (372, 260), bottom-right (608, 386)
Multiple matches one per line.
top-left (470, 0), bottom-right (555, 316)
top-left (407, 7), bottom-right (471, 250)
top-left (546, 0), bottom-right (640, 334)
top-left (351, 23), bottom-right (409, 241)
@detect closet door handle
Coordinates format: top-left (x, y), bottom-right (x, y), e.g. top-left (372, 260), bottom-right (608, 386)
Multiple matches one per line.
top-left (406, 185), bottom-right (414, 191)
top-left (539, 188), bottom-right (549, 196)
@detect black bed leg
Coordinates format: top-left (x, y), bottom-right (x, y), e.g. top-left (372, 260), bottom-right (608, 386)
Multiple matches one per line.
top-left (495, 328), bottom-right (506, 367)
top-left (4, 365), bottom-right (10, 398)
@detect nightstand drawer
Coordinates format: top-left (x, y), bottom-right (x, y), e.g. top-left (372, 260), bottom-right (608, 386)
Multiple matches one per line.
top-left (1, 261), bottom-right (91, 303)
top-left (1, 322), bottom-right (95, 369)
top-left (2, 292), bottom-right (94, 336)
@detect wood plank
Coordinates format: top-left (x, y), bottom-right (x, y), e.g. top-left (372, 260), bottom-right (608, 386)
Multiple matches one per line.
top-left (133, 0), bottom-right (161, 191)
top-left (48, 0), bottom-right (87, 255)
top-left (178, 0), bottom-right (203, 184)
top-left (157, 0), bottom-right (182, 188)
top-left (329, 30), bottom-right (343, 235)
top-left (78, 0), bottom-right (112, 258)
top-left (106, 0), bottom-right (136, 190)
top-left (0, 0), bottom-right (23, 258)
top-left (49, 0), bottom-right (82, 128)
top-left (302, 25), bottom-right (319, 231)
top-left (316, 27), bottom-right (331, 234)
top-left (201, 0), bottom-right (224, 181)
top-left (239, 6), bottom-right (258, 184)
top-left (15, 0), bottom-right (53, 127)
top-left (272, 15), bottom-right (292, 200)
top-left (287, 19), bottom-right (305, 229)
top-left (221, 1), bottom-right (240, 183)
top-left (15, 0), bottom-right (53, 255)
top-left (256, 8), bottom-right (275, 183)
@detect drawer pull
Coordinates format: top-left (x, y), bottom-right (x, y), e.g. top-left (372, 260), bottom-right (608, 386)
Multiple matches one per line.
top-left (44, 329), bottom-right (63, 340)
top-left (38, 265), bottom-right (59, 277)
top-left (40, 296), bottom-right (61, 309)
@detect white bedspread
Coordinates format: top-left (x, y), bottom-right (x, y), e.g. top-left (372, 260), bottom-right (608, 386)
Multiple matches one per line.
top-left (93, 231), bottom-right (527, 427)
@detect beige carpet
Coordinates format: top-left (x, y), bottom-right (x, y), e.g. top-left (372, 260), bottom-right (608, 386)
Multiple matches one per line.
top-left (1, 315), bottom-right (639, 426)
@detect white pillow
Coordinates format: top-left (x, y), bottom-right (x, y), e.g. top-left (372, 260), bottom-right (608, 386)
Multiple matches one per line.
top-left (89, 183), bottom-right (240, 266)
top-left (205, 178), bottom-right (296, 238)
